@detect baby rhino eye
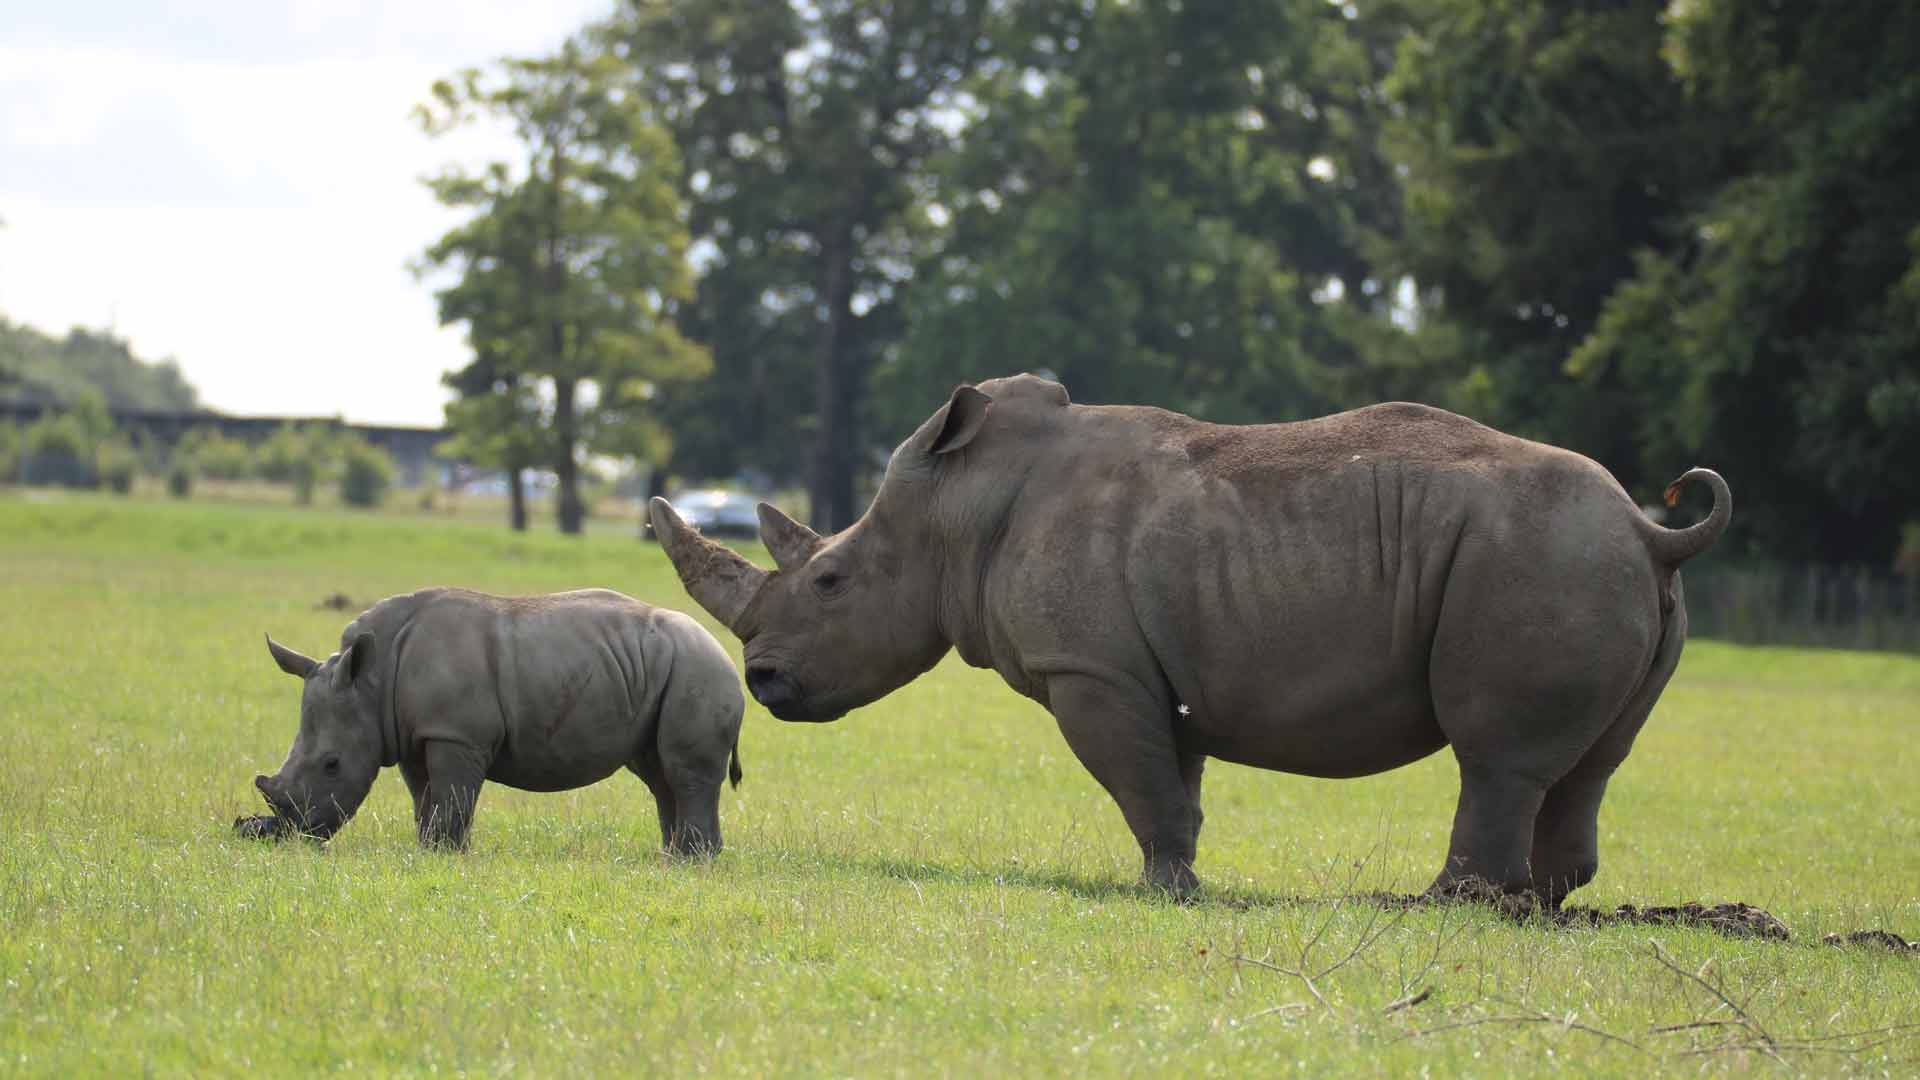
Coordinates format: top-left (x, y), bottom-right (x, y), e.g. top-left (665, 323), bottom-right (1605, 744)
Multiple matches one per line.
top-left (323, 755), bottom-right (341, 777)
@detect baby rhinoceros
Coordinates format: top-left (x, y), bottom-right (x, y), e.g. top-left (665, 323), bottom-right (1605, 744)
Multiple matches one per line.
top-left (237, 587), bottom-right (744, 854)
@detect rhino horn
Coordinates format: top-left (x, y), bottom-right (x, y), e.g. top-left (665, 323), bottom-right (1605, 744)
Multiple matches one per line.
top-left (266, 634), bottom-right (318, 679)
top-left (756, 502), bottom-right (822, 574)
top-left (648, 497), bottom-right (769, 634)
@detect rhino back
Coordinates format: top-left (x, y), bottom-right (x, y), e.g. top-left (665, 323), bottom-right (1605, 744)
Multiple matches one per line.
top-left (979, 401), bottom-right (1660, 777)
top-left (388, 588), bottom-right (672, 791)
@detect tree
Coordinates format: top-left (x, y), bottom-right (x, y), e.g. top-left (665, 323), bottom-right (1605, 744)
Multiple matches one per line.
top-left (418, 38), bottom-right (709, 535)
top-left (438, 350), bottom-right (547, 531)
top-left (1569, 0), bottom-right (1920, 562)
top-left (880, 1), bottom-right (1416, 432)
top-left (1379, 0), bottom-right (1714, 483)
top-left (608, 0), bottom-right (994, 529)
top-left (0, 316), bottom-right (199, 411)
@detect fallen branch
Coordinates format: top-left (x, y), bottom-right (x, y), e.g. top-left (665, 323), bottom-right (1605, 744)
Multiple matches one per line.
top-left (1382, 988), bottom-right (1431, 1014)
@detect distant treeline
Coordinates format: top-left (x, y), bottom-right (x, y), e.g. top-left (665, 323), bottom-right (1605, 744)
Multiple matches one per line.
top-left (0, 401), bottom-right (396, 509)
top-left (419, 0), bottom-right (1918, 564)
top-left (0, 317), bottom-right (198, 412)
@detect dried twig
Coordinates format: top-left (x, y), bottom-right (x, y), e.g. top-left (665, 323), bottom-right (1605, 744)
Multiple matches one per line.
top-left (1381, 988), bottom-right (1431, 1014)
top-left (1397, 1009), bottom-right (1649, 1055)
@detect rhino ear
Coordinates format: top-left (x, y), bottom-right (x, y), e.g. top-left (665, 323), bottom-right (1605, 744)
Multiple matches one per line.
top-left (333, 631), bottom-right (375, 691)
top-left (928, 385), bottom-right (993, 455)
top-left (757, 502), bottom-right (822, 574)
top-left (266, 635), bottom-right (318, 679)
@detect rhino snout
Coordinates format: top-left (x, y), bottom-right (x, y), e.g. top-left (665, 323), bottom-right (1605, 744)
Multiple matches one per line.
top-left (745, 665), bottom-right (800, 713)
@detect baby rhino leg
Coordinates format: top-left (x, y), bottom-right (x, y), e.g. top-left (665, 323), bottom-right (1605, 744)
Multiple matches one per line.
top-left (635, 660), bottom-right (743, 858)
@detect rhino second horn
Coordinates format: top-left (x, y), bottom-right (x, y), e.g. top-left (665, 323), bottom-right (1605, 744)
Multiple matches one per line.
top-left (756, 502), bottom-right (821, 574)
top-left (648, 497), bottom-right (769, 634)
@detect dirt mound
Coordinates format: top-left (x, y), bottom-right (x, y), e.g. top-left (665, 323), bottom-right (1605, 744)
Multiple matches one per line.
top-left (1823, 929), bottom-right (1919, 953)
top-left (1554, 901), bottom-right (1791, 941)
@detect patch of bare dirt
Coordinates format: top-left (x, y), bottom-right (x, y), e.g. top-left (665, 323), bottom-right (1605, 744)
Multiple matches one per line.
top-left (1823, 929), bottom-right (1919, 954)
top-left (1553, 901), bottom-right (1792, 941)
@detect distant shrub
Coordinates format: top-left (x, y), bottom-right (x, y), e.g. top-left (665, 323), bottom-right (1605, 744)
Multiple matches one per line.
top-left (339, 439), bottom-right (394, 508)
top-left (22, 412), bottom-right (97, 488)
top-left (1899, 522), bottom-right (1920, 578)
top-left (167, 461), bottom-right (192, 498)
top-left (0, 423), bottom-right (17, 484)
top-left (97, 440), bottom-right (139, 495)
top-left (179, 427), bottom-right (254, 482)
top-left (257, 424), bottom-right (336, 504)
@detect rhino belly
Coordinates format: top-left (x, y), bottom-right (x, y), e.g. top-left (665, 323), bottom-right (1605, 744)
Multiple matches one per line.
top-left (488, 661), bottom-right (650, 793)
top-left (1176, 680), bottom-right (1447, 779)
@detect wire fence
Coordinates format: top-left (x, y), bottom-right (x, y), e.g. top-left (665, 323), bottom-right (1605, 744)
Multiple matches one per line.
top-left (1684, 563), bottom-right (1920, 654)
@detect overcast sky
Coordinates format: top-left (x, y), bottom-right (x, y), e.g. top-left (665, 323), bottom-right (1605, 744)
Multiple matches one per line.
top-left (0, 0), bottom-right (612, 426)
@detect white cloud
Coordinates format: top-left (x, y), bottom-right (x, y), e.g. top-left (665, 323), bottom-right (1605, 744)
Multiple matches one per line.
top-left (0, 0), bottom-right (612, 425)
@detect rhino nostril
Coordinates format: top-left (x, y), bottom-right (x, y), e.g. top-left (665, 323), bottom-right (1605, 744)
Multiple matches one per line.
top-left (745, 666), bottom-right (795, 708)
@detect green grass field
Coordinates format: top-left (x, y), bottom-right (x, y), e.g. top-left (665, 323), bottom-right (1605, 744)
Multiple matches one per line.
top-left (2, 491), bottom-right (1916, 1075)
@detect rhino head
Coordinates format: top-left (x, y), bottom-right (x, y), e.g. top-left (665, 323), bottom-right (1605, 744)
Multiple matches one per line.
top-left (651, 382), bottom-right (1004, 723)
top-left (250, 632), bottom-right (384, 839)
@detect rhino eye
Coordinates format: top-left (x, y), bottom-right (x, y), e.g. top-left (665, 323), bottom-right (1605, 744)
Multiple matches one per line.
top-left (812, 569), bottom-right (847, 596)
top-left (323, 755), bottom-right (341, 777)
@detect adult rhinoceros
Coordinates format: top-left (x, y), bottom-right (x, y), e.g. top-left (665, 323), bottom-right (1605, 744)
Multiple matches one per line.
top-left (650, 374), bottom-right (1729, 904)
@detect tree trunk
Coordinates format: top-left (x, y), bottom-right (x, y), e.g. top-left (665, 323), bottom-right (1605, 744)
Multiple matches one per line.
top-left (554, 377), bottom-right (584, 535)
top-left (507, 465), bottom-right (528, 532)
top-left (808, 224), bottom-right (858, 532)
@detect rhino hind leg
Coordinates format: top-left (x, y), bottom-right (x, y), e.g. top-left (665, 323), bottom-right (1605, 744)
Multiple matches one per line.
top-left (627, 751), bottom-right (682, 852)
top-left (1048, 673), bottom-right (1202, 898)
top-left (1427, 763), bottom-right (1551, 900)
top-left (1427, 648), bottom-right (1664, 902)
top-left (634, 670), bottom-right (739, 859)
top-left (1528, 593), bottom-right (1689, 906)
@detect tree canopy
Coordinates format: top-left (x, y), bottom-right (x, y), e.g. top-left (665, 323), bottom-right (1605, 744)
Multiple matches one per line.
top-left (0, 316), bottom-right (200, 412)
top-left (417, 39), bottom-right (710, 534)
top-left (413, 0), bottom-right (1916, 563)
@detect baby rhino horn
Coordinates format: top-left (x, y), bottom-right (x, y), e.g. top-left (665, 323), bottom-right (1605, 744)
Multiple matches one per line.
top-left (648, 497), bottom-right (770, 635)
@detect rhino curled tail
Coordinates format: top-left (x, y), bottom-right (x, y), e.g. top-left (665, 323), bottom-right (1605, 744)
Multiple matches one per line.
top-left (1638, 467), bottom-right (1731, 612)
top-left (1643, 467), bottom-right (1732, 566)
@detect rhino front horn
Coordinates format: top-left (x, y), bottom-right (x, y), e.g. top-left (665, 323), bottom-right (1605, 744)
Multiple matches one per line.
top-left (648, 497), bottom-right (769, 635)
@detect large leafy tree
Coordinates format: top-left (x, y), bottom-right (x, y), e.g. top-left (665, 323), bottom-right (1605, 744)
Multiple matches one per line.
top-left (1569, 0), bottom-right (1920, 562)
top-left (1380, 0), bottom-right (1714, 481)
top-left (876, 0), bottom-right (1415, 431)
top-left (606, 0), bottom-right (993, 529)
top-left (1382, 0), bottom-right (1919, 561)
top-left (418, 40), bottom-right (709, 535)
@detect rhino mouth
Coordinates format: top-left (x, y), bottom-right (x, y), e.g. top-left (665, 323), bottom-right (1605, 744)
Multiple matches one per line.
top-left (253, 782), bottom-right (346, 840)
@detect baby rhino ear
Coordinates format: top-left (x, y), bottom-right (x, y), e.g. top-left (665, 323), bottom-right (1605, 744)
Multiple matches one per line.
top-left (332, 631), bottom-right (376, 691)
top-left (266, 635), bottom-right (318, 679)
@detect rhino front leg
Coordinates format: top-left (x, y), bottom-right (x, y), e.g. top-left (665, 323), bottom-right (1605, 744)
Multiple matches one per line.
top-left (1048, 674), bottom-right (1201, 898)
top-left (418, 740), bottom-right (489, 850)
top-left (399, 757), bottom-right (428, 823)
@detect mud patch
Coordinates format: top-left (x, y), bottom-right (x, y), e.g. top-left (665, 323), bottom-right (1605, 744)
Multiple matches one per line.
top-left (315, 592), bottom-right (355, 611)
top-left (1824, 929), bottom-right (1919, 954)
top-left (233, 814), bottom-right (292, 840)
top-left (1554, 901), bottom-right (1792, 941)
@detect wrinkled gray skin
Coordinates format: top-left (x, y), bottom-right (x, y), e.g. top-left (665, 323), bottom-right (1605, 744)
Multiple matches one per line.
top-left (651, 374), bottom-right (1731, 904)
top-left (245, 587), bottom-right (744, 854)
